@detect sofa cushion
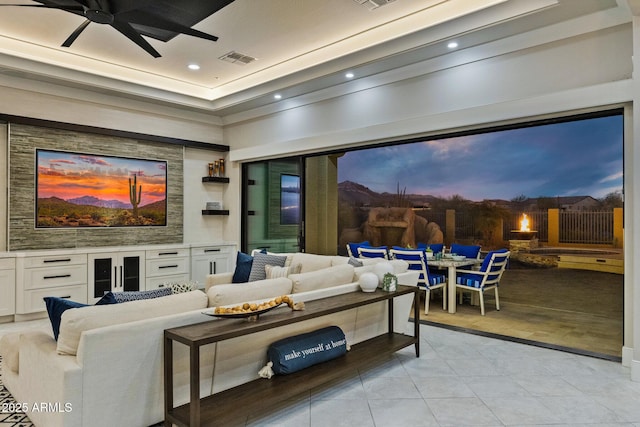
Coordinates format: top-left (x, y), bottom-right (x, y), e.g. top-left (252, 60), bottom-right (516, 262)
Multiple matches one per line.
top-left (288, 253), bottom-right (335, 273)
top-left (44, 292), bottom-right (118, 341)
top-left (248, 252), bottom-right (287, 282)
top-left (207, 277), bottom-right (293, 307)
top-left (112, 287), bottom-right (172, 303)
top-left (56, 290), bottom-right (208, 356)
top-left (232, 251), bottom-right (254, 283)
top-left (289, 264), bottom-right (355, 294)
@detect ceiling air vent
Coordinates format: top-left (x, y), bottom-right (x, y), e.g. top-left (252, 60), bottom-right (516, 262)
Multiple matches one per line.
top-left (219, 51), bottom-right (257, 65)
top-left (352, 0), bottom-right (396, 10)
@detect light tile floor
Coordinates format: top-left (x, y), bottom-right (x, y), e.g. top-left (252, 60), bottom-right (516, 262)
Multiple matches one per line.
top-left (2, 319), bottom-right (640, 426)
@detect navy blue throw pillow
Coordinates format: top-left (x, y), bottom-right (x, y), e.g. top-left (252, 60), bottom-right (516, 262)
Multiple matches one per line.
top-left (232, 251), bottom-right (254, 283)
top-left (44, 292), bottom-right (118, 341)
top-left (267, 326), bottom-right (348, 375)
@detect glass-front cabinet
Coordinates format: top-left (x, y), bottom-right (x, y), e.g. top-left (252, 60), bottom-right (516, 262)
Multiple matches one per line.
top-left (88, 251), bottom-right (145, 303)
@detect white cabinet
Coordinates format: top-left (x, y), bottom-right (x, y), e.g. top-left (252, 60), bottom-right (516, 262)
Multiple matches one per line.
top-left (190, 244), bottom-right (235, 289)
top-left (0, 258), bottom-right (15, 317)
top-left (16, 253), bottom-right (88, 314)
top-left (145, 247), bottom-right (190, 290)
top-left (88, 251), bottom-right (145, 304)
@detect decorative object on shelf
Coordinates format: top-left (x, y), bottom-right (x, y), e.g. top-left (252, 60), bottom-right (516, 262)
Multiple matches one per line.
top-left (206, 201), bottom-right (223, 210)
top-left (208, 163), bottom-right (214, 177)
top-left (219, 158), bottom-right (225, 176)
top-left (382, 272), bottom-right (397, 292)
top-left (358, 272), bottom-right (379, 292)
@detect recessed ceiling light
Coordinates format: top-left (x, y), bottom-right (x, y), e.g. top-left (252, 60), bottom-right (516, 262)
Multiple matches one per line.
top-left (274, 94), bottom-right (282, 100)
top-left (345, 72), bottom-right (354, 79)
top-left (187, 63), bottom-right (200, 70)
top-left (447, 42), bottom-right (458, 49)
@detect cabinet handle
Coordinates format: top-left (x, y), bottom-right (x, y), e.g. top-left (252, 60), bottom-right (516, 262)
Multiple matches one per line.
top-left (213, 261), bottom-right (217, 274)
top-left (159, 252), bottom-right (178, 256)
top-left (204, 249), bottom-right (221, 253)
top-left (59, 295), bottom-right (71, 299)
top-left (159, 265), bottom-right (178, 269)
top-left (119, 266), bottom-right (123, 288)
top-left (43, 258), bottom-right (71, 263)
top-left (43, 274), bottom-right (71, 280)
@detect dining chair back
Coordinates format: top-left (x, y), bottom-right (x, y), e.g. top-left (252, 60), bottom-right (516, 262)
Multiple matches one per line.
top-left (389, 248), bottom-right (446, 314)
top-left (417, 243), bottom-right (444, 254)
top-left (357, 246), bottom-right (389, 259)
top-left (455, 249), bottom-right (510, 315)
top-left (450, 243), bottom-right (481, 259)
top-left (346, 241), bottom-right (370, 258)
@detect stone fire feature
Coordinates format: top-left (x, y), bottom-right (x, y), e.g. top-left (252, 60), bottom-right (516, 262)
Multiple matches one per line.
top-left (509, 238), bottom-right (539, 253)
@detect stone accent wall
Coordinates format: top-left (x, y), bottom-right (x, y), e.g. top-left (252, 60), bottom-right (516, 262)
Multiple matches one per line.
top-left (9, 124), bottom-right (183, 250)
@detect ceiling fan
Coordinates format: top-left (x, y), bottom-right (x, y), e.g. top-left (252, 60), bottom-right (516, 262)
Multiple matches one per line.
top-left (0, 0), bottom-right (234, 58)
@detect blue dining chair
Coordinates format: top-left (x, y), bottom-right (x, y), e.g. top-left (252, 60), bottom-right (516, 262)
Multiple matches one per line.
top-left (455, 249), bottom-right (510, 315)
top-left (417, 243), bottom-right (444, 254)
top-left (450, 243), bottom-right (481, 259)
top-left (389, 248), bottom-right (446, 314)
top-left (357, 245), bottom-right (389, 259)
top-left (346, 241), bottom-right (370, 258)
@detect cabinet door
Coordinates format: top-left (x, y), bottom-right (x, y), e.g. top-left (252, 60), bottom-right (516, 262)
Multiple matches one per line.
top-left (122, 254), bottom-right (141, 292)
top-left (0, 267), bottom-right (16, 316)
top-left (191, 254), bottom-right (232, 288)
top-left (91, 256), bottom-right (113, 300)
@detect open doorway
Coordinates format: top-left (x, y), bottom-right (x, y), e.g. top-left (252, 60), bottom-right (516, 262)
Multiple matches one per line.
top-left (310, 109), bottom-right (624, 358)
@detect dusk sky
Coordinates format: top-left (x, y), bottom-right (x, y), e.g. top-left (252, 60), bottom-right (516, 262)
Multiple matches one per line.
top-left (37, 151), bottom-right (167, 205)
top-left (338, 115), bottom-right (623, 201)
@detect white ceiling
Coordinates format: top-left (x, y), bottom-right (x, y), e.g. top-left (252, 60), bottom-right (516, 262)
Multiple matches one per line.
top-left (0, 0), bottom-right (631, 116)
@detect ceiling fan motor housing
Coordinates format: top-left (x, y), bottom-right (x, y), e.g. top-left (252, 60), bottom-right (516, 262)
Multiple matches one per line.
top-left (85, 9), bottom-right (114, 24)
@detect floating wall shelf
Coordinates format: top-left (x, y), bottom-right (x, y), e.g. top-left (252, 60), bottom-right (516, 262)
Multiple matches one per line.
top-left (202, 210), bottom-right (229, 216)
top-left (202, 176), bottom-right (229, 183)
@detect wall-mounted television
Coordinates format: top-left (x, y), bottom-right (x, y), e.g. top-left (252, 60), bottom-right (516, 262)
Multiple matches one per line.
top-left (35, 149), bottom-right (167, 228)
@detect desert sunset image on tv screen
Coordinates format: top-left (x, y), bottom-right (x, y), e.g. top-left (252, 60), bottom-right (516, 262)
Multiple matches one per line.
top-left (36, 150), bottom-right (167, 228)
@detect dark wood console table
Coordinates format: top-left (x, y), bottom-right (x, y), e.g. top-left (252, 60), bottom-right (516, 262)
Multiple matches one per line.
top-left (164, 285), bottom-right (420, 427)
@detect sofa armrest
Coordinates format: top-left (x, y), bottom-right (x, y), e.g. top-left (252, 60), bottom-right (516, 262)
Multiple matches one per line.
top-left (14, 332), bottom-right (83, 427)
top-left (205, 272), bottom-right (235, 291)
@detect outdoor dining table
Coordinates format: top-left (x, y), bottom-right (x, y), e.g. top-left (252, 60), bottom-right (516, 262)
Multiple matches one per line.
top-left (427, 257), bottom-right (483, 313)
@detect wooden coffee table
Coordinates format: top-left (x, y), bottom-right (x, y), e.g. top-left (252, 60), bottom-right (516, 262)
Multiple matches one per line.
top-left (164, 285), bottom-right (420, 427)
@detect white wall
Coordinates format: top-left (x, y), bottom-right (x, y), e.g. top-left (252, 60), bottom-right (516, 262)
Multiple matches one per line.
top-left (183, 147), bottom-right (236, 244)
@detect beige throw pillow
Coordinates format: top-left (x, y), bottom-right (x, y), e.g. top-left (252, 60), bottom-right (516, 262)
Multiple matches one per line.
top-left (265, 263), bottom-right (302, 279)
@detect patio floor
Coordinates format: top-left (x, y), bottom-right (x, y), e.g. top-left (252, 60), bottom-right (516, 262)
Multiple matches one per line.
top-left (417, 262), bottom-right (623, 359)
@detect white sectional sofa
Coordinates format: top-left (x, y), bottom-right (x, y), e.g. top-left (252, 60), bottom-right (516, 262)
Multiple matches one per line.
top-left (0, 252), bottom-right (418, 427)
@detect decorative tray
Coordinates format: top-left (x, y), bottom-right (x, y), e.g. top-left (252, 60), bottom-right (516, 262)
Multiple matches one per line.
top-left (203, 303), bottom-right (284, 319)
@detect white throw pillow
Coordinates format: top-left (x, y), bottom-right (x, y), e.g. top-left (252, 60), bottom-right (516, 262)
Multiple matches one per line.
top-left (265, 263), bottom-right (302, 279)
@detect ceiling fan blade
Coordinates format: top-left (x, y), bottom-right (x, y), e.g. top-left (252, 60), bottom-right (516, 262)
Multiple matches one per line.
top-left (116, 11), bottom-right (218, 42)
top-left (61, 19), bottom-right (90, 47)
top-left (110, 20), bottom-right (161, 58)
top-left (0, 4), bottom-right (83, 10)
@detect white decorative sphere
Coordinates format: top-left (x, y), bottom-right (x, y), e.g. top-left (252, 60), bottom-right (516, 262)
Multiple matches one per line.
top-left (373, 262), bottom-right (394, 284)
top-left (359, 273), bottom-right (379, 292)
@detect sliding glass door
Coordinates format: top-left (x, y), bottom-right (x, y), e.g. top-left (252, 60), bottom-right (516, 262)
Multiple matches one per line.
top-left (242, 158), bottom-right (303, 253)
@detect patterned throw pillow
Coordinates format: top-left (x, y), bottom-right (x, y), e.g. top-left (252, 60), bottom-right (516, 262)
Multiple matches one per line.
top-left (113, 287), bottom-right (172, 303)
top-left (265, 263), bottom-right (302, 279)
top-left (248, 252), bottom-right (287, 282)
top-left (166, 280), bottom-right (199, 294)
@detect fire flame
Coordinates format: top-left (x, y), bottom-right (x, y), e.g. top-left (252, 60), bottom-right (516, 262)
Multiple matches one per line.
top-left (519, 214), bottom-right (530, 232)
